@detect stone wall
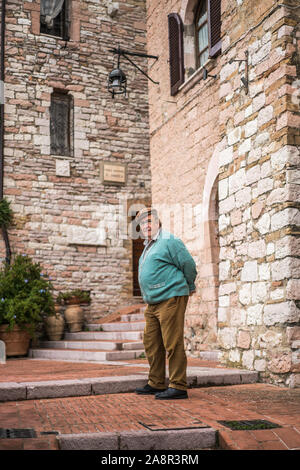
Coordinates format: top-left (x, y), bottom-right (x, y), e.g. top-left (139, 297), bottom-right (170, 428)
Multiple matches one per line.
top-left (1, 0), bottom-right (151, 318)
top-left (217, 0), bottom-right (300, 387)
top-left (146, 0), bottom-right (300, 386)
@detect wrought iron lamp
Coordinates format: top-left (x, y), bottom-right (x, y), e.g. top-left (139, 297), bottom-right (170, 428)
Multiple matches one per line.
top-left (108, 46), bottom-right (159, 98)
top-left (229, 50), bottom-right (249, 94)
top-left (202, 67), bottom-right (217, 80)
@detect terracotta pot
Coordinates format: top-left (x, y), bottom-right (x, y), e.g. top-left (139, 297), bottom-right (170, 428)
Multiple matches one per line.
top-left (0, 324), bottom-right (31, 357)
top-left (45, 314), bottom-right (65, 341)
top-left (64, 304), bottom-right (84, 332)
top-left (54, 304), bottom-right (62, 313)
top-left (66, 296), bottom-right (81, 305)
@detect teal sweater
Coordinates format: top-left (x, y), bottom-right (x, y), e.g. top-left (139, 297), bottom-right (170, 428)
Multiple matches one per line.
top-left (138, 230), bottom-right (197, 305)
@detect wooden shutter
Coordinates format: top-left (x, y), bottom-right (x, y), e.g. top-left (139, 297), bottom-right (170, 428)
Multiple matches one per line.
top-left (208, 0), bottom-right (221, 57)
top-left (168, 13), bottom-right (184, 96)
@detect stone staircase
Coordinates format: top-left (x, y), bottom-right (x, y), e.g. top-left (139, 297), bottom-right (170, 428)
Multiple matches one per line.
top-left (29, 308), bottom-right (146, 362)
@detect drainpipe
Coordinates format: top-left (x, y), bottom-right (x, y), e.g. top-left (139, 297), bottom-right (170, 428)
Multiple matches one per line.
top-left (0, 0), bottom-right (11, 265)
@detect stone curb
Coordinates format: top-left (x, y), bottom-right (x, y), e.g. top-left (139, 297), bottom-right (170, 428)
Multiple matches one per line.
top-left (58, 428), bottom-right (217, 450)
top-left (0, 369), bottom-right (258, 402)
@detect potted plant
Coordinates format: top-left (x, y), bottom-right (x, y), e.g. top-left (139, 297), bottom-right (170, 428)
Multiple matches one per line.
top-left (57, 289), bottom-right (90, 332)
top-left (57, 289), bottom-right (91, 305)
top-left (0, 254), bottom-right (55, 356)
top-left (44, 302), bottom-right (65, 341)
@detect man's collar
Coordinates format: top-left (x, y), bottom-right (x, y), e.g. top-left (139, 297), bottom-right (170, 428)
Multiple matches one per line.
top-left (143, 228), bottom-right (161, 245)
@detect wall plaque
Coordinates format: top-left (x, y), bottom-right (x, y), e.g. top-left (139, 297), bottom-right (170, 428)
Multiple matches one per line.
top-left (101, 162), bottom-right (126, 185)
top-left (56, 159), bottom-right (70, 177)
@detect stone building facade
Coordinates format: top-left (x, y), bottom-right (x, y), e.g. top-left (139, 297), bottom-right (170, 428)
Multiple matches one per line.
top-left (145, 0), bottom-right (299, 387)
top-left (0, 0), bottom-right (151, 318)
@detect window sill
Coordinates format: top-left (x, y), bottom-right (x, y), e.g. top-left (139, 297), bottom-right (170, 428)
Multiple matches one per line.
top-left (53, 154), bottom-right (73, 160)
top-left (40, 33), bottom-right (68, 42)
top-left (179, 58), bottom-right (217, 95)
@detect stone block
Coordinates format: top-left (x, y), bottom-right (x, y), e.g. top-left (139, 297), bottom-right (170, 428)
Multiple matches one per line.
top-left (251, 200), bottom-right (264, 219)
top-left (240, 371), bottom-right (259, 383)
top-left (246, 165), bottom-right (261, 186)
top-left (238, 138), bottom-right (251, 155)
top-left (245, 119), bottom-right (258, 137)
top-left (58, 432), bottom-right (119, 450)
top-left (241, 261), bottom-right (258, 282)
top-left (263, 301), bottom-right (299, 326)
top-left (119, 428), bottom-right (217, 450)
top-left (254, 359), bottom-right (266, 372)
top-left (219, 147), bottom-right (233, 166)
top-left (239, 283), bottom-right (251, 305)
top-left (248, 240), bottom-right (266, 259)
top-left (271, 208), bottom-right (300, 232)
top-left (269, 353), bottom-right (292, 373)
top-left (218, 327), bottom-right (237, 349)
top-left (286, 279), bottom-right (300, 300)
top-left (235, 187), bottom-right (252, 208)
top-left (91, 376), bottom-right (148, 395)
top-left (218, 178), bottom-right (228, 200)
top-left (271, 258), bottom-right (300, 281)
top-left (0, 383), bottom-right (27, 402)
top-left (258, 105), bottom-right (273, 127)
top-left (237, 330), bottom-right (251, 349)
top-left (25, 379), bottom-right (92, 399)
top-left (253, 93), bottom-right (266, 112)
top-left (219, 260), bottom-right (231, 280)
top-left (252, 282), bottom-right (268, 303)
top-left (258, 263), bottom-right (270, 280)
top-left (242, 350), bottom-right (255, 369)
top-left (228, 127), bottom-right (241, 145)
top-left (247, 304), bottom-right (263, 325)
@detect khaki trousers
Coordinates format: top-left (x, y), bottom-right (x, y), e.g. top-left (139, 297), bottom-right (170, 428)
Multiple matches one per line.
top-left (143, 295), bottom-right (189, 391)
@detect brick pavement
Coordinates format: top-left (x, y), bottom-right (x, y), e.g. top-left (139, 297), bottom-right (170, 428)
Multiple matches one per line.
top-left (0, 358), bottom-right (300, 450)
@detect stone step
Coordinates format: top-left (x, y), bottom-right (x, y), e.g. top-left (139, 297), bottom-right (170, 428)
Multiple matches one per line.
top-left (38, 340), bottom-right (144, 352)
top-left (87, 321), bottom-right (145, 332)
top-left (123, 341), bottom-right (144, 351)
top-left (120, 313), bottom-right (145, 322)
top-left (65, 331), bottom-right (143, 341)
top-left (58, 427), bottom-right (217, 451)
top-left (0, 369), bottom-right (259, 402)
top-left (29, 348), bottom-right (145, 362)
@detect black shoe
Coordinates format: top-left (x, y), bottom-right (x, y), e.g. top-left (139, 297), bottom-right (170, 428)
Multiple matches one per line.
top-left (135, 384), bottom-right (167, 395)
top-left (155, 387), bottom-right (188, 400)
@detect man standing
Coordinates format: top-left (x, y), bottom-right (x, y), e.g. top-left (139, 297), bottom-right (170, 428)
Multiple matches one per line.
top-left (135, 207), bottom-right (197, 399)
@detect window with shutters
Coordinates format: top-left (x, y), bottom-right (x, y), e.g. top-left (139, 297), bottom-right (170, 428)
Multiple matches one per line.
top-left (170, 0), bottom-right (222, 87)
top-left (50, 91), bottom-right (73, 157)
top-left (40, 0), bottom-right (70, 40)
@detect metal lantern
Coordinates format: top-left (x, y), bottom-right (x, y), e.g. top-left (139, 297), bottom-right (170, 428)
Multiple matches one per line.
top-left (108, 46), bottom-right (159, 98)
top-left (108, 67), bottom-right (127, 98)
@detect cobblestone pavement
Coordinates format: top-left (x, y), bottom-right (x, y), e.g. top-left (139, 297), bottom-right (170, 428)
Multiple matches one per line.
top-left (0, 358), bottom-right (299, 451)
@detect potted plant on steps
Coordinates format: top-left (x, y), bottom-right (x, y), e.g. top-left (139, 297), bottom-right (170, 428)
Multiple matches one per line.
top-left (44, 302), bottom-right (65, 341)
top-left (0, 254), bottom-right (55, 356)
top-left (57, 289), bottom-right (90, 333)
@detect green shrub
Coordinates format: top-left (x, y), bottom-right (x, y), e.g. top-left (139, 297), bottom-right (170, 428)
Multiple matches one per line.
top-left (0, 198), bottom-right (14, 228)
top-left (0, 254), bottom-right (55, 336)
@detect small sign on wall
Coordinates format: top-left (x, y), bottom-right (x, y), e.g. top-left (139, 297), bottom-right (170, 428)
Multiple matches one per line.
top-left (101, 161), bottom-right (127, 185)
top-left (56, 159), bottom-right (71, 177)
